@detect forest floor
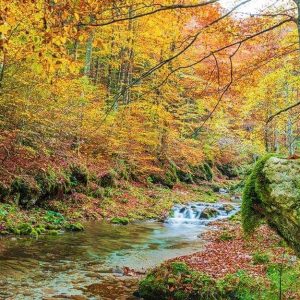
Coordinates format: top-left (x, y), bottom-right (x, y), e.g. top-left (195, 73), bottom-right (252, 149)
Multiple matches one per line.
top-left (0, 180), bottom-right (237, 236)
top-left (85, 218), bottom-right (300, 300)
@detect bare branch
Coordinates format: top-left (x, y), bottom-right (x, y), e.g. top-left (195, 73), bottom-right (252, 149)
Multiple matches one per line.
top-left (267, 101), bottom-right (300, 124)
top-left (97, 0), bottom-right (251, 124)
top-left (80, 0), bottom-right (219, 27)
top-left (191, 43), bottom-right (242, 138)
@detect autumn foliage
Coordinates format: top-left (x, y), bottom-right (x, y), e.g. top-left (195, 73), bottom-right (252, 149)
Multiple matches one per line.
top-left (0, 0), bottom-right (299, 187)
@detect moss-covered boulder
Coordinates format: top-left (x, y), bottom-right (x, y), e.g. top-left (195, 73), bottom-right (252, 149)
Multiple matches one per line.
top-left (65, 222), bottom-right (84, 232)
top-left (138, 261), bottom-right (266, 300)
top-left (242, 156), bottom-right (300, 255)
top-left (110, 217), bottom-right (129, 225)
top-left (200, 207), bottom-right (219, 219)
top-left (222, 204), bottom-right (235, 214)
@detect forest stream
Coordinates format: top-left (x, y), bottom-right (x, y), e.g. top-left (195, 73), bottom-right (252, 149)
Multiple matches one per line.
top-left (0, 203), bottom-right (239, 300)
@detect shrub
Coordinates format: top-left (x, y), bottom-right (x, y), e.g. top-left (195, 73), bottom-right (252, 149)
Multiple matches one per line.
top-left (203, 163), bottom-right (213, 181)
top-left (171, 262), bottom-right (190, 275)
top-left (176, 169), bottom-right (193, 184)
top-left (98, 171), bottom-right (117, 188)
top-left (69, 165), bottom-right (89, 186)
top-left (16, 223), bottom-right (34, 235)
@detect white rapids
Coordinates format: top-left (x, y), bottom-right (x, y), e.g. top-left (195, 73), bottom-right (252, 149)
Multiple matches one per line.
top-left (165, 202), bottom-right (240, 226)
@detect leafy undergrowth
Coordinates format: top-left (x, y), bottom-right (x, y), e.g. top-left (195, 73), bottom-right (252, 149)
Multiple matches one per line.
top-left (139, 222), bottom-right (300, 300)
top-left (0, 180), bottom-right (238, 236)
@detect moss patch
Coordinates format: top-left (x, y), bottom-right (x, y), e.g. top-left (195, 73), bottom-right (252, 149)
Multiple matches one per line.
top-left (242, 154), bottom-right (274, 234)
top-left (139, 262), bottom-right (267, 300)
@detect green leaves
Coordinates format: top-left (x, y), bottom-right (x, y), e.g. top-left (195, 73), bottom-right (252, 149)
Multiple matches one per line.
top-left (44, 210), bottom-right (65, 225)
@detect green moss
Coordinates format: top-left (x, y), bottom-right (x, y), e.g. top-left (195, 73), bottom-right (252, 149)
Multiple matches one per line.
top-left (200, 207), bottom-right (219, 219)
top-left (242, 154), bottom-right (275, 234)
top-left (35, 168), bottom-right (70, 198)
top-left (139, 273), bottom-right (168, 300)
top-left (48, 229), bottom-right (60, 235)
top-left (44, 210), bottom-right (65, 224)
top-left (65, 222), bottom-right (84, 231)
top-left (35, 224), bottom-right (46, 234)
top-left (171, 262), bottom-right (190, 275)
top-left (16, 223), bottom-right (34, 235)
top-left (219, 231), bottom-right (234, 241)
top-left (139, 262), bottom-right (266, 300)
top-left (45, 223), bottom-right (62, 230)
top-left (110, 217), bottom-right (129, 225)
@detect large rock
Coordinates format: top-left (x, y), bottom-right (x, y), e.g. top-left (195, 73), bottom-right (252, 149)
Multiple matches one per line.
top-left (200, 207), bottom-right (219, 219)
top-left (242, 156), bottom-right (300, 255)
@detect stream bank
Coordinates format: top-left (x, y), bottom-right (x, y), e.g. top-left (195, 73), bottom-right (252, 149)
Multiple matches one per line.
top-left (0, 199), bottom-right (240, 300)
top-left (137, 221), bottom-right (300, 300)
top-left (0, 181), bottom-right (245, 299)
top-left (0, 181), bottom-right (239, 237)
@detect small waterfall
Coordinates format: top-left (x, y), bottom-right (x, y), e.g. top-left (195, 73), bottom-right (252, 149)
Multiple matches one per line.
top-left (166, 202), bottom-right (240, 226)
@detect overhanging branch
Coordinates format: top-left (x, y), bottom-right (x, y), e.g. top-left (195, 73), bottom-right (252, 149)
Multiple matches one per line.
top-left (80, 0), bottom-right (219, 27)
top-left (267, 100), bottom-right (300, 124)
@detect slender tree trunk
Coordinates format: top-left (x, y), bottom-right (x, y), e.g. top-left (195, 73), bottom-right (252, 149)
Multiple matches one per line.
top-left (122, 5), bottom-right (134, 105)
top-left (84, 31), bottom-right (94, 77)
top-left (295, 0), bottom-right (300, 50)
top-left (0, 52), bottom-right (5, 88)
top-left (94, 57), bottom-right (100, 85)
top-left (73, 38), bottom-right (79, 61)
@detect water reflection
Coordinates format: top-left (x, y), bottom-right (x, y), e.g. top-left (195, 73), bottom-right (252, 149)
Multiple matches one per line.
top-left (0, 218), bottom-right (214, 299)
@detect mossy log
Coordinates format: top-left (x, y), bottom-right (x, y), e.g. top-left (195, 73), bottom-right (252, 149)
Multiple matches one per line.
top-left (242, 156), bottom-right (300, 255)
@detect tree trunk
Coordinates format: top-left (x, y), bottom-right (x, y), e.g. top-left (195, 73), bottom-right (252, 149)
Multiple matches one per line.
top-left (0, 52), bottom-right (5, 89)
top-left (84, 30), bottom-right (94, 77)
top-left (296, 0), bottom-right (300, 50)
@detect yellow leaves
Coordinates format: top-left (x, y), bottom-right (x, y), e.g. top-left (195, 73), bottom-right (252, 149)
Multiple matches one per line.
top-left (74, 13), bottom-right (80, 22)
top-left (52, 36), bottom-right (67, 46)
top-left (0, 23), bottom-right (10, 35)
top-left (93, 39), bottom-right (103, 48)
top-left (78, 35), bottom-right (86, 42)
top-left (31, 62), bottom-right (43, 74)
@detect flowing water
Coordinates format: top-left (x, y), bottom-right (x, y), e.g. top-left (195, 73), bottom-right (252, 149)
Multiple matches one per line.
top-left (0, 202), bottom-right (239, 300)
